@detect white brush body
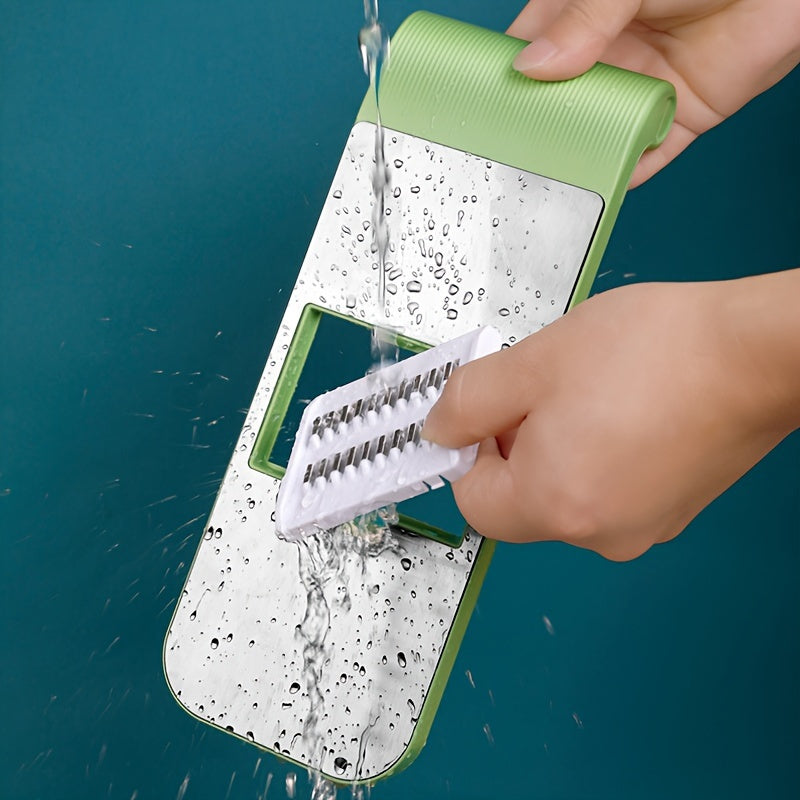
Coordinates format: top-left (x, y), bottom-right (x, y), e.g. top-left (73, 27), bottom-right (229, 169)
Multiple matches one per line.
top-left (275, 326), bottom-right (502, 540)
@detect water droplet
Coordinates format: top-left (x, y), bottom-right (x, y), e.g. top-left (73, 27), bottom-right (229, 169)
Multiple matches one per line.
top-left (397, 652), bottom-right (407, 668)
top-left (400, 557), bottom-right (411, 571)
top-left (410, 186), bottom-right (420, 194)
top-left (433, 267), bottom-right (445, 279)
top-left (393, 158), bottom-right (403, 168)
top-left (333, 756), bottom-right (348, 775)
top-left (483, 722), bottom-right (495, 745)
top-left (246, 731), bottom-right (255, 742)
top-left (446, 309), bottom-right (458, 320)
top-left (210, 638), bottom-right (219, 649)
top-left (535, 289), bottom-right (542, 298)
top-left (492, 217), bottom-right (500, 227)
top-left (457, 210), bottom-right (465, 226)
top-left (214, 528), bottom-right (222, 539)
top-left (498, 307), bottom-right (510, 317)
top-left (332, 189), bottom-right (342, 199)
top-left (345, 294), bottom-right (356, 309)
top-left (226, 632), bottom-right (233, 642)
top-left (407, 280), bottom-right (422, 293)
top-left (248, 639), bottom-right (255, 647)
top-left (289, 682), bottom-right (300, 694)
top-left (407, 698), bottom-right (416, 714)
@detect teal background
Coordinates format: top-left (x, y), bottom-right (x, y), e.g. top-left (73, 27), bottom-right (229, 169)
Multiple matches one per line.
top-left (1, 2), bottom-right (798, 799)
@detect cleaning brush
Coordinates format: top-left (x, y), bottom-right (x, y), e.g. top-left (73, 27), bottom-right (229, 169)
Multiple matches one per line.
top-left (275, 325), bottom-right (502, 540)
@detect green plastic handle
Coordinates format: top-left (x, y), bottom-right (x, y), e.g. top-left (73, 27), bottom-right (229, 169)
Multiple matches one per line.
top-left (357, 10), bottom-right (676, 306)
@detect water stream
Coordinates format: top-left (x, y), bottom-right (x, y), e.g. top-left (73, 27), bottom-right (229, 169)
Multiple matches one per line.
top-left (295, 5), bottom-right (398, 797)
top-left (297, 511), bottom-right (404, 798)
top-left (358, 0), bottom-right (391, 314)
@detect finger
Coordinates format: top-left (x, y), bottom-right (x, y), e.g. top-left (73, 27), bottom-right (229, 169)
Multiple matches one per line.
top-left (513, 0), bottom-right (642, 81)
top-left (422, 343), bottom-right (539, 449)
top-left (629, 122), bottom-right (696, 188)
top-left (506, 0), bottom-right (569, 39)
top-left (451, 437), bottom-right (534, 542)
top-left (496, 427), bottom-right (518, 459)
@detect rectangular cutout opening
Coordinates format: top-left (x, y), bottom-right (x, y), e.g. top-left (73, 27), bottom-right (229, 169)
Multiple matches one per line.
top-left (249, 304), bottom-right (466, 547)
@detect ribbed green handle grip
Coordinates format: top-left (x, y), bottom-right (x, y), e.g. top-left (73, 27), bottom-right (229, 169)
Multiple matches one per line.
top-left (357, 11), bottom-right (676, 304)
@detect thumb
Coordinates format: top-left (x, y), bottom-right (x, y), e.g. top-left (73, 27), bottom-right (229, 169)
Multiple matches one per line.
top-left (512, 0), bottom-right (641, 81)
top-left (421, 343), bottom-right (538, 449)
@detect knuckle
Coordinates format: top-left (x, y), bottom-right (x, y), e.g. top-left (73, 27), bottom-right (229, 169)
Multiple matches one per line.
top-left (562, 0), bottom-right (639, 41)
top-left (594, 540), bottom-right (649, 562)
top-left (543, 485), bottom-right (603, 543)
top-left (564, 0), bottom-right (604, 29)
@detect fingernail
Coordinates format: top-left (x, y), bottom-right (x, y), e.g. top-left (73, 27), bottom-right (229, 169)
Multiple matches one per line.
top-left (513, 38), bottom-right (558, 72)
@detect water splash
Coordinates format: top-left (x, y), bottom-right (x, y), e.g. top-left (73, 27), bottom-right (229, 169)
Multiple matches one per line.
top-left (295, 508), bottom-right (404, 795)
top-left (368, 324), bottom-right (399, 374)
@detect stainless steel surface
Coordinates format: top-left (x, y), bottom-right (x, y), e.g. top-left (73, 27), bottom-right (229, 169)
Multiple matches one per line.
top-left (163, 122), bottom-right (602, 782)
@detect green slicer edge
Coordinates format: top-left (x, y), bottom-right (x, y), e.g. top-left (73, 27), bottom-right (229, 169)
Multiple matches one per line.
top-left (164, 11), bottom-right (675, 786)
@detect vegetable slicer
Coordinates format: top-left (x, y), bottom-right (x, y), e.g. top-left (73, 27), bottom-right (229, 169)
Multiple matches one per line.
top-left (164, 11), bottom-right (675, 786)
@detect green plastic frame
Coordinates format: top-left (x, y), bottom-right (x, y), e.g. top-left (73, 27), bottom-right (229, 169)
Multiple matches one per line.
top-left (358, 11), bottom-right (675, 310)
